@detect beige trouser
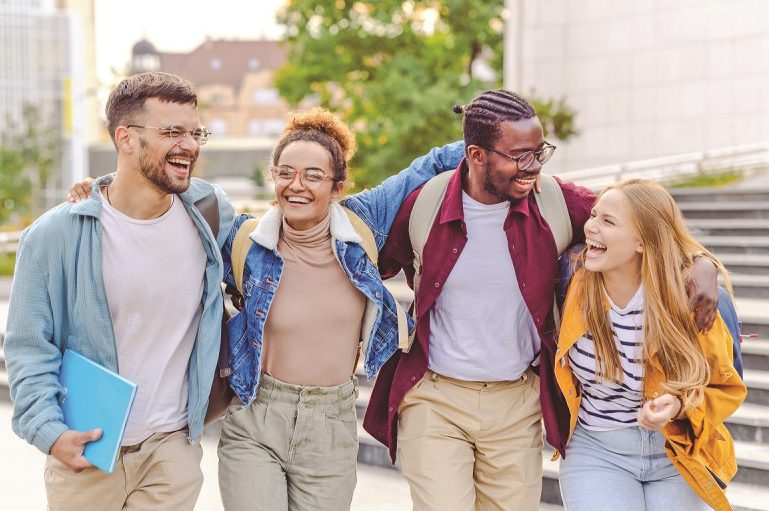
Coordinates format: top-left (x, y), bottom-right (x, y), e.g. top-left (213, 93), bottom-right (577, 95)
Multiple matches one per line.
top-left (397, 369), bottom-right (543, 511)
top-left (218, 372), bottom-right (359, 511)
top-left (44, 429), bottom-right (203, 511)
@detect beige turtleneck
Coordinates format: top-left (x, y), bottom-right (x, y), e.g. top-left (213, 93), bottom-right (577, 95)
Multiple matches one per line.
top-left (262, 212), bottom-right (366, 386)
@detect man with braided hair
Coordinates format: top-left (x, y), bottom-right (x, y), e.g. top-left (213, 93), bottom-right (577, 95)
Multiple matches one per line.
top-left (363, 89), bottom-right (720, 510)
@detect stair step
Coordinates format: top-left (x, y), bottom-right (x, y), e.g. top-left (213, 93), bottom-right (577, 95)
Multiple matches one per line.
top-left (744, 370), bottom-right (769, 406)
top-left (743, 339), bottom-right (769, 371)
top-left (731, 275), bottom-right (769, 299)
top-left (719, 254), bottom-right (769, 276)
top-left (702, 236), bottom-right (769, 255)
top-left (671, 188), bottom-right (769, 204)
top-left (727, 403), bottom-right (769, 444)
top-left (689, 219), bottom-right (769, 238)
top-left (733, 441), bottom-right (769, 486)
top-left (679, 201), bottom-right (769, 219)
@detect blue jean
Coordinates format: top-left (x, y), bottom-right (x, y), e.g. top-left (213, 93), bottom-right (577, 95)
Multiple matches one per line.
top-left (559, 424), bottom-right (708, 511)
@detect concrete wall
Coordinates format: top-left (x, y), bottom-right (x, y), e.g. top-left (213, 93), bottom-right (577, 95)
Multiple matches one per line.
top-left (504, 0), bottom-right (769, 173)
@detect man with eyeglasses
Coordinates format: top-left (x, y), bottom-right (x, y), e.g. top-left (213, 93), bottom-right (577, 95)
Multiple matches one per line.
top-left (5, 71), bottom-right (234, 510)
top-left (363, 89), bottom-right (719, 510)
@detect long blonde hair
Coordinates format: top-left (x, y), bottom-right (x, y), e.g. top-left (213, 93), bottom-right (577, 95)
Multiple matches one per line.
top-left (576, 179), bottom-right (731, 410)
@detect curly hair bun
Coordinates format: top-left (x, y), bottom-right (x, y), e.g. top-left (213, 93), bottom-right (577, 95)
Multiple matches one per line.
top-left (284, 107), bottom-right (356, 161)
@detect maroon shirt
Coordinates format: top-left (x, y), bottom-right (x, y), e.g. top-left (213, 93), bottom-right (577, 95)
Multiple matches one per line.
top-left (363, 160), bottom-right (596, 462)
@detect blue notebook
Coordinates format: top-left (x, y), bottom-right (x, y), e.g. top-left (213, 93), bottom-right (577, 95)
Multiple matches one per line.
top-left (59, 349), bottom-right (137, 473)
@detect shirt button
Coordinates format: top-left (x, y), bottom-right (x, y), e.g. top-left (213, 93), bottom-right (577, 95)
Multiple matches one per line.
top-left (434, 282), bottom-right (440, 288)
top-left (388, 406), bottom-right (394, 412)
top-left (511, 244), bottom-right (515, 251)
top-left (522, 282), bottom-right (526, 288)
top-left (452, 248), bottom-right (458, 254)
top-left (411, 376), bottom-right (417, 382)
top-left (653, 392), bottom-right (659, 398)
top-left (375, 291), bottom-right (381, 299)
top-left (568, 390), bottom-right (574, 396)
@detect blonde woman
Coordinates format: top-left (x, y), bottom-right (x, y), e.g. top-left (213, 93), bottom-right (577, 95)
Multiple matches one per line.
top-left (553, 179), bottom-right (746, 511)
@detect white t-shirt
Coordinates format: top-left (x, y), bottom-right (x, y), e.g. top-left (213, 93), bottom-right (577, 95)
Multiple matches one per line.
top-left (100, 194), bottom-right (206, 445)
top-left (427, 191), bottom-right (541, 381)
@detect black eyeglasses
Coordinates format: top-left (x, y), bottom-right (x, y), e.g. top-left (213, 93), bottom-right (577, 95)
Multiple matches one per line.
top-left (479, 142), bottom-right (556, 171)
top-left (270, 166), bottom-right (337, 190)
top-left (126, 125), bottom-right (211, 146)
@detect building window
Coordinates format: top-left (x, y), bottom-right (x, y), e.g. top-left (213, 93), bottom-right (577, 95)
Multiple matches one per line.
top-left (264, 119), bottom-right (285, 136)
top-left (210, 57), bottom-right (222, 71)
top-left (210, 119), bottom-right (228, 135)
top-left (248, 58), bottom-right (261, 70)
top-left (248, 119), bottom-right (261, 136)
top-left (211, 94), bottom-right (227, 106)
top-left (252, 88), bottom-right (280, 105)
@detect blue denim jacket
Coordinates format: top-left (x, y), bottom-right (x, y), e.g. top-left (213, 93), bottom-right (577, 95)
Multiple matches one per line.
top-left (222, 142), bottom-right (465, 406)
top-left (5, 176), bottom-right (235, 454)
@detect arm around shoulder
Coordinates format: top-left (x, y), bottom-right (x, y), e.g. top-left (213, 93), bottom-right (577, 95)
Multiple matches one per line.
top-left (344, 141), bottom-right (465, 246)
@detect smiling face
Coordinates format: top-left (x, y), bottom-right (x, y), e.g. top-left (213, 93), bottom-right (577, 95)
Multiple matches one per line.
top-left (131, 98), bottom-right (201, 194)
top-left (274, 140), bottom-right (341, 230)
top-left (583, 188), bottom-right (644, 278)
top-left (467, 117), bottom-right (545, 204)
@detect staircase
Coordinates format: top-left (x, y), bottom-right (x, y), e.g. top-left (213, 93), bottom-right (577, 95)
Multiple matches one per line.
top-left (356, 186), bottom-right (769, 510)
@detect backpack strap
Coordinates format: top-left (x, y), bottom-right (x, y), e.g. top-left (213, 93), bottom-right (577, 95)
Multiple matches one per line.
top-left (342, 206), bottom-right (378, 267)
top-left (533, 173), bottom-right (572, 255)
top-left (408, 170), bottom-right (455, 310)
top-left (232, 218), bottom-right (259, 296)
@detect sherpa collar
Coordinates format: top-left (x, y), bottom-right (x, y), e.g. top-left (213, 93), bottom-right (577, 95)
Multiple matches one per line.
top-left (249, 202), bottom-right (363, 250)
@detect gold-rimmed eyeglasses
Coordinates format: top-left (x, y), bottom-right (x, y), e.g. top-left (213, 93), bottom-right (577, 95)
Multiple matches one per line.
top-left (126, 125), bottom-right (211, 146)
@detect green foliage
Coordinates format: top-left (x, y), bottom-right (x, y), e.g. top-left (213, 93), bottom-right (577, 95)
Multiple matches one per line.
top-left (530, 95), bottom-right (579, 141)
top-left (0, 145), bottom-right (32, 225)
top-left (0, 252), bottom-right (15, 277)
top-left (667, 170), bottom-right (743, 189)
top-left (251, 163), bottom-right (265, 187)
top-left (0, 104), bottom-right (61, 224)
top-left (275, 0), bottom-right (578, 189)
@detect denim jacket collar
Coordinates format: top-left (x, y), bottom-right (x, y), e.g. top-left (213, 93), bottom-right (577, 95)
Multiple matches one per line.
top-left (249, 202), bottom-right (363, 250)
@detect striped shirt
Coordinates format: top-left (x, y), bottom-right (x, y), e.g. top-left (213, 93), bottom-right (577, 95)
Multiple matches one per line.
top-left (569, 285), bottom-right (645, 431)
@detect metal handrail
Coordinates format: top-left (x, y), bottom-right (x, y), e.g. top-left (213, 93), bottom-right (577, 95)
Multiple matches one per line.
top-left (0, 231), bottom-right (21, 255)
top-left (560, 141), bottom-right (769, 191)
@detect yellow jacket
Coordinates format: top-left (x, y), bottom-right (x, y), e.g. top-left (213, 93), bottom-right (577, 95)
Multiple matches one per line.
top-left (554, 271), bottom-right (747, 511)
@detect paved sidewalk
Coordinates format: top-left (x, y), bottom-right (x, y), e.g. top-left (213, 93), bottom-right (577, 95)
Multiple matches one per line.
top-left (0, 401), bottom-right (413, 510)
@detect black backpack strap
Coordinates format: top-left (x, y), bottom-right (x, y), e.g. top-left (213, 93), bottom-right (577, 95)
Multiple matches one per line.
top-left (195, 192), bottom-right (220, 238)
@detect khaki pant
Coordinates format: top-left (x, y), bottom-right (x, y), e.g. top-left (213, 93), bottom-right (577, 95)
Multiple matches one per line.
top-left (44, 429), bottom-right (203, 511)
top-left (397, 369), bottom-right (543, 511)
top-left (218, 373), bottom-right (359, 511)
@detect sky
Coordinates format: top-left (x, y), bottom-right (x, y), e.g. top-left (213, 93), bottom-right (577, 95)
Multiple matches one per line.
top-left (93, 0), bottom-right (287, 86)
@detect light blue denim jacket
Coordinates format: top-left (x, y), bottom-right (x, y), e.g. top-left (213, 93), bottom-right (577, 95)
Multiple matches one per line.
top-left (5, 176), bottom-right (235, 454)
top-left (222, 142), bottom-right (465, 406)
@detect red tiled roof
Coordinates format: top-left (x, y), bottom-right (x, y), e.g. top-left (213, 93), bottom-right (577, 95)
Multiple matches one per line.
top-left (158, 39), bottom-right (287, 91)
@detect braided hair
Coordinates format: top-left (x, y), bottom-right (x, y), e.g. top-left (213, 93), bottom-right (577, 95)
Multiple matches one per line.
top-left (453, 90), bottom-right (536, 148)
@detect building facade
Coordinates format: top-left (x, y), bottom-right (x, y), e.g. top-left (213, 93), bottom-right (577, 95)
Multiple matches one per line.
top-left (129, 38), bottom-right (290, 139)
top-left (0, 0), bottom-right (88, 205)
top-left (504, 0), bottom-right (769, 173)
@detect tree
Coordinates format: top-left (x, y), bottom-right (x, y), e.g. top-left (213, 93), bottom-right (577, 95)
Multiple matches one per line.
top-left (0, 145), bottom-right (32, 225)
top-left (275, 0), bottom-right (578, 189)
top-left (0, 104), bottom-right (61, 224)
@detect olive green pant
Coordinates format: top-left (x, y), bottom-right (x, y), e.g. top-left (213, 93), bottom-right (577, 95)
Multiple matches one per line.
top-left (218, 373), bottom-right (359, 511)
top-left (45, 429), bottom-right (203, 511)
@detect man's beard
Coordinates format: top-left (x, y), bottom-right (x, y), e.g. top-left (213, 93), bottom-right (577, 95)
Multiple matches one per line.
top-left (482, 161), bottom-right (514, 203)
top-left (138, 138), bottom-right (195, 195)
